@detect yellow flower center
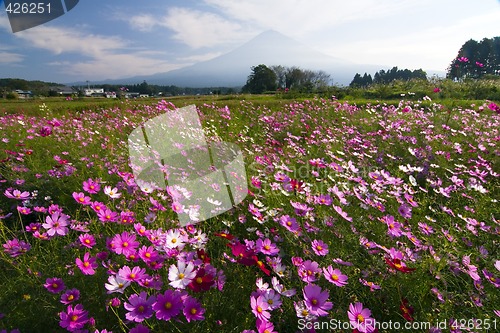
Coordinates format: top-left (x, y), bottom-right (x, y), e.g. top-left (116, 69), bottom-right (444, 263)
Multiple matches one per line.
top-left (357, 314), bottom-right (365, 322)
top-left (122, 242), bottom-right (128, 247)
top-left (171, 238), bottom-right (177, 244)
top-left (311, 299), bottom-right (318, 305)
top-left (257, 306), bottom-right (263, 313)
top-left (316, 245), bottom-right (323, 251)
top-left (71, 315), bottom-right (78, 322)
top-left (178, 273), bottom-right (185, 279)
top-left (264, 245), bottom-right (271, 250)
top-left (332, 274), bottom-right (339, 281)
top-left (165, 302), bottom-right (172, 309)
top-left (196, 277), bottom-right (203, 284)
top-left (138, 305), bottom-right (145, 313)
top-left (190, 308), bottom-right (197, 315)
top-left (67, 295), bottom-right (74, 301)
top-left (145, 252), bottom-right (151, 258)
top-left (129, 273), bottom-right (136, 279)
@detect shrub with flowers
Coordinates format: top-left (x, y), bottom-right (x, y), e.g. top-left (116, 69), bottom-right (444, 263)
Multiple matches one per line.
top-left (1, 96), bottom-right (499, 332)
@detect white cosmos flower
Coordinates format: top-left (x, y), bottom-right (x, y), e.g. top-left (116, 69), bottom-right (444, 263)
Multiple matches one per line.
top-left (168, 261), bottom-right (196, 289)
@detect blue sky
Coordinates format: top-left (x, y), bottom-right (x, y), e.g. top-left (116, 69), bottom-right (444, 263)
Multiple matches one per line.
top-left (1, 0), bottom-right (499, 84)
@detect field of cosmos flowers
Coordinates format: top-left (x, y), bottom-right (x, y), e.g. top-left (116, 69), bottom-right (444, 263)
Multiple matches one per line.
top-left (0, 93), bottom-right (499, 333)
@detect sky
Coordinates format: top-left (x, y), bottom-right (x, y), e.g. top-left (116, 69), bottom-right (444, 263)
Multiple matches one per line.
top-left (0, 0), bottom-right (499, 84)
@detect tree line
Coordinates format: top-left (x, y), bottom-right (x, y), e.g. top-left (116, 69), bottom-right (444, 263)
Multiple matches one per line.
top-left (350, 67), bottom-right (427, 88)
top-left (242, 64), bottom-right (331, 94)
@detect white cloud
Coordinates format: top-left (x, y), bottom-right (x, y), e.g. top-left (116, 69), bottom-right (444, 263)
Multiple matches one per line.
top-left (49, 53), bottom-right (183, 80)
top-left (0, 51), bottom-right (24, 64)
top-left (203, 0), bottom-right (428, 36)
top-left (129, 14), bottom-right (157, 32)
top-left (160, 7), bottom-right (254, 48)
top-left (127, 7), bottom-right (256, 49)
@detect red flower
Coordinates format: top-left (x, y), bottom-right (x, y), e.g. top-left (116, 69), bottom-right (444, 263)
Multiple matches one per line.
top-left (385, 257), bottom-right (416, 273)
top-left (197, 249), bottom-right (210, 264)
top-left (188, 268), bottom-right (214, 292)
top-left (253, 256), bottom-right (271, 276)
top-left (400, 298), bottom-right (414, 321)
top-left (214, 232), bottom-right (234, 241)
top-left (227, 241), bottom-right (256, 266)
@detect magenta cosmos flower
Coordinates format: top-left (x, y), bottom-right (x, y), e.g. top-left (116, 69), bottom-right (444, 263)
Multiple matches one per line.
top-left (311, 239), bottom-right (329, 256)
top-left (75, 252), bottom-right (98, 275)
top-left (83, 178), bottom-right (101, 194)
top-left (303, 283), bottom-right (333, 316)
top-left (348, 302), bottom-right (376, 333)
top-left (60, 288), bottom-right (80, 305)
top-left (124, 291), bottom-right (156, 322)
top-left (323, 266), bottom-right (348, 287)
top-left (42, 212), bottom-right (69, 236)
top-left (59, 304), bottom-right (89, 332)
top-left (183, 296), bottom-right (205, 322)
top-left (44, 277), bottom-right (65, 293)
top-left (153, 290), bottom-right (183, 321)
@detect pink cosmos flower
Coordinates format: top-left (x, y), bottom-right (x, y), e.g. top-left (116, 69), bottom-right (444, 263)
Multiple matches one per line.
top-left (323, 266), bottom-right (348, 287)
top-left (333, 205), bottom-right (352, 222)
top-left (72, 192), bottom-right (91, 205)
top-left (91, 201), bottom-right (106, 213)
top-left (153, 290), bottom-right (183, 321)
top-left (78, 234), bottom-right (96, 249)
top-left (256, 238), bottom-right (280, 256)
top-left (348, 302), bottom-right (376, 333)
top-left (183, 296), bottom-right (205, 322)
top-left (118, 265), bottom-right (147, 282)
top-left (4, 189), bottom-right (31, 200)
top-left (124, 291), bottom-right (156, 322)
top-left (250, 295), bottom-right (270, 322)
top-left (59, 304), bottom-right (89, 332)
top-left (75, 252), bottom-right (97, 275)
top-left (111, 231), bottom-right (139, 256)
top-left (303, 283), bottom-right (333, 317)
top-left (311, 239), bottom-right (329, 256)
top-left (3, 238), bottom-right (31, 257)
top-left (483, 269), bottom-right (500, 288)
top-left (298, 260), bottom-right (321, 283)
top-left (398, 203), bottom-right (412, 219)
top-left (97, 208), bottom-right (118, 223)
top-left (82, 178), bottom-right (100, 194)
top-left (42, 212), bottom-right (70, 236)
top-left (44, 277), bottom-right (65, 293)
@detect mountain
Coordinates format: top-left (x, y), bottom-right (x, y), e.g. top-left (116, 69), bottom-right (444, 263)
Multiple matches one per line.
top-left (86, 30), bottom-right (381, 87)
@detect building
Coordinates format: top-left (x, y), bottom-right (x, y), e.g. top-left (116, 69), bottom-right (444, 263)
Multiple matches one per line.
top-left (84, 88), bottom-right (104, 97)
top-left (14, 89), bottom-right (33, 99)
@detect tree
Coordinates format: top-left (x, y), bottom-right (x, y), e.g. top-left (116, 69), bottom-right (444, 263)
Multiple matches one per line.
top-left (242, 64), bottom-right (277, 93)
top-left (447, 37), bottom-right (500, 80)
